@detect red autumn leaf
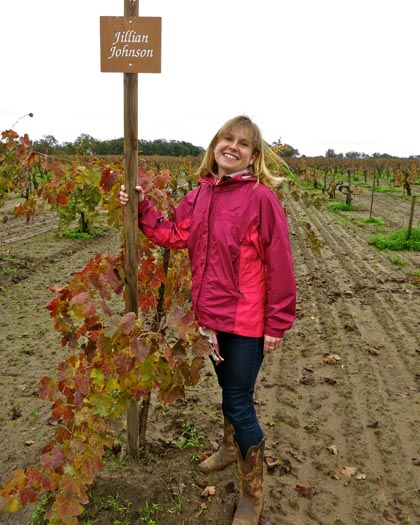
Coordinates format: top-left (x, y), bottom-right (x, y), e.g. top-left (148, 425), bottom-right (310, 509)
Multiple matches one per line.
top-left (99, 299), bottom-right (112, 317)
top-left (130, 337), bottom-right (149, 362)
top-left (189, 356), bottom-right (205, 386)
top-left (51, 399), bottom-right (75, 423)
top-left (71, 292), bottom-right (90, 306)
top-left (57, 192), bottom-right (69, 206)
top-left (100, 168), bottom-right (120, 192)
top-left (52, 484), bottom-right (87, 521)
top-left (74, 375), bottom-right (92, 397)
top-left (55, 425), bottom-right (72, 444)
top-left (167, 339), bottom-right (188, 362)
top-left (120, 312), bottom-right (137, 335)
top-left (40, 446), bottom-right (65, 472)
top-left (83, 302), bottom-right (96, 317)
top-left (191, 336), bottom-right (210, 358)
top-left (154, 169), bottom-right (172, 189)
top-left (26, 468), bottom-right (54, 492)
top-left (177, 309), bottom-right (196, 339)
top-left (39, 376), bottom-right (57, 402)
top-left (114, 353), bottom-right (135, 374)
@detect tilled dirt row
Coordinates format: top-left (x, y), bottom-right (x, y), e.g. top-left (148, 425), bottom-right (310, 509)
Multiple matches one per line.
top-left (0, 212), bottom-right (58, 245)
top-left (0, 227), bottom-right (122, 522)
top-left (258, 196), bottom-right (420, 524)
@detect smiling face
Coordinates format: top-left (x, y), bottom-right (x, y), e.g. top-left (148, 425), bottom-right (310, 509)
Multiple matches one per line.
top-left (213, 126), bottom-right (257, 177)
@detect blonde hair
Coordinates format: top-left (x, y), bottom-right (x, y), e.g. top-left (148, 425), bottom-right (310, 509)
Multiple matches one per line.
top-left (196, 115), bottom-right (286, 188)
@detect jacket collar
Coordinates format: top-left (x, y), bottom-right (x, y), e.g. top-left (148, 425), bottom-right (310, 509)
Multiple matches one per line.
top-left (200, 170), bottom-right (257, 186)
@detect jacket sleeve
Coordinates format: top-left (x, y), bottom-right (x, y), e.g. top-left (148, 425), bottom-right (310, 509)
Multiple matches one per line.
top-left (138, 187), bottom-right (199, 249)
top-left (259, 191), bottom-right (296, 338)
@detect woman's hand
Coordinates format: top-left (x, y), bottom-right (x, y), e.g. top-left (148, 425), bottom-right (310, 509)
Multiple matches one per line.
top-left (263, 335), bottom-right (282, 356)
top-left (118, 184), bottom-right (145, 204)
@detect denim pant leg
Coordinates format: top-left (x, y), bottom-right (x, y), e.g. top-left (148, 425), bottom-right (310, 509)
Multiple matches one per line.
top-left (212, 331), bottom-right (264, 458)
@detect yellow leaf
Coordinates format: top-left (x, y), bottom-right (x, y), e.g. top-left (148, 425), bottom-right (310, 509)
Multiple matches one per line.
top-left (105, 377), bottom-right (121, 393)
top-left (9, 498), bottom-right (20, 513)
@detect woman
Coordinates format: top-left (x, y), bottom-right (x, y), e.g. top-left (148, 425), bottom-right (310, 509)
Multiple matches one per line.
top-left (119, 115), bottom-right (296, 524)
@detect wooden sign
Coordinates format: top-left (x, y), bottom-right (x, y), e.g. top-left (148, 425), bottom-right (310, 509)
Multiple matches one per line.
top-left (100, 16), bottom-right (161, 73)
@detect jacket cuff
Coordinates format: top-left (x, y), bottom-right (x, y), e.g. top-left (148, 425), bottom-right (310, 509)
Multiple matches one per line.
top-left (264, 328), bottom-right (285, 339)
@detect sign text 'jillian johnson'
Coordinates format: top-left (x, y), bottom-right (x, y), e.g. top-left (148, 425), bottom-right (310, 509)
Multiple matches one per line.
top-left (100, 16), bottom-right (161, 73)
top-left (108, 30), bottom-right (154, 59)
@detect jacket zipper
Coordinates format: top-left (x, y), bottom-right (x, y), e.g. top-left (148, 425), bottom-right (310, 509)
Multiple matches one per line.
top-left (195, 184), bottom-right (215, 312)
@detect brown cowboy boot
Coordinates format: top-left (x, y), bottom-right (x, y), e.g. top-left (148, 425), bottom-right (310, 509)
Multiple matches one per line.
top-left (232, 439), bottom-right (265, 525)
top-left (198, 417), bottom-right (237, 473)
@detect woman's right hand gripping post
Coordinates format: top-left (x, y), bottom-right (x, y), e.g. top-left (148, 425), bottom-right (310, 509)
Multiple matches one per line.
top-left (118, 184), bottom-right (145, 205)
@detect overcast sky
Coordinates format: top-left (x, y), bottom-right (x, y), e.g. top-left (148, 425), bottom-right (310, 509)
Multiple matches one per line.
top-left (1, 0), bottom-right (419, 157)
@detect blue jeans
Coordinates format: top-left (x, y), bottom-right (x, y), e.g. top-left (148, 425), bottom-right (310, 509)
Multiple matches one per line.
top-left (212, 331), bottom-right (264, 459)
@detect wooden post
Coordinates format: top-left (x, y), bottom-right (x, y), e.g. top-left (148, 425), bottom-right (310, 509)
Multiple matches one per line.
top-left (369, 171), bottom-right (376, 219)
top-left (407, 195), bottom-right (416, 241)
top-left (124, 0), bottom-right (140, 459)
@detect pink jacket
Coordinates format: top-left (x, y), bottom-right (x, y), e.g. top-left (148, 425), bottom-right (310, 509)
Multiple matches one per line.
top-left (138, 172), bottom-right (296, 338)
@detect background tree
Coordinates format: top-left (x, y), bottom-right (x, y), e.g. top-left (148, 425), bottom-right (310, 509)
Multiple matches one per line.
top-left (271, 139), bottom-right (299, 158)
top-left (33, 135), bottom-right (59, 154)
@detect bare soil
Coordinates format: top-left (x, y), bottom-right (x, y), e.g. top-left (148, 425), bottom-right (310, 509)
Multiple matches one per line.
top-left (1, 186), bottom-right (419, 525)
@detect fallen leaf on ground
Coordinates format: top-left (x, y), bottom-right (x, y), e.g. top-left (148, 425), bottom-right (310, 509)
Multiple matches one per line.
top-left (327, 444), bottom-right (339, 455)
top-left (324, 354), bottom-right (341, 364)
top-left (264, 455), bottom-right (281, 470)
top-left (279, 458), bottom-right (293, 475)
top-left (329, 471), bottom-right (341, 480)
top-left (295, 484), bottom-right (316, 498)
top-left (300, 375), bottom-right (315, 385)
top-left (201, 486), bottom-right (216, 498)
top-left (341, 466), bottom-right (357, 477)
top-left (288, 448), bottom-right (304, 463)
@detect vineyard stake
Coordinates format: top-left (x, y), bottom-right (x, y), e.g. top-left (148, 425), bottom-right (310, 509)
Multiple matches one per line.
top-left (124, 0), bottom-right (140, 459)
top-left (369, 170), bottom-right (376, 219)
top-left (101, 0), bottom-right (162, 458)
